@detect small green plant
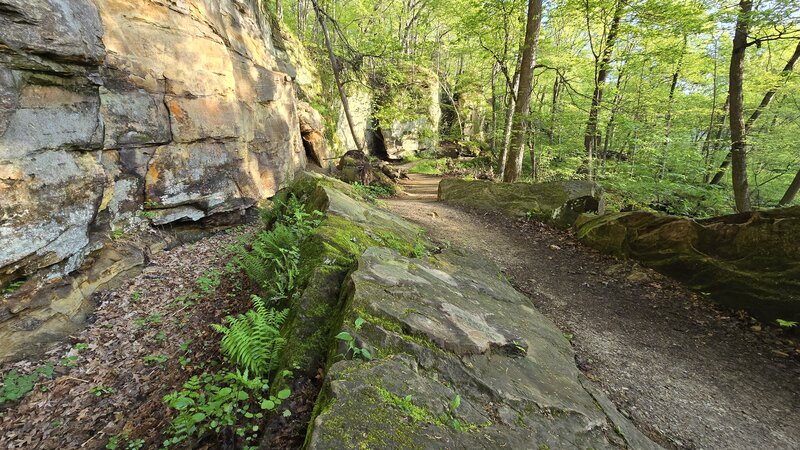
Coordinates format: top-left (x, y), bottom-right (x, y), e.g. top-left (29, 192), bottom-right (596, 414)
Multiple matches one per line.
top-left (411, 241), bottom-right (428, 258)
top-left (776, 319), bottom-right (798, 329)
top-left (90, 385), bottom-right (114, 397)
top-left (0, 363), bottom-right (54, 407)
top-left (2, 280), bottom-right (25, 295)
top-left (139, 210), bottom-right (157, 220)
top-left (60, 355), bottom-right (79, 368)
top-left (335, 317), bottom-right (372, 361)
top-left (143, 354), bottom-right (168, 367)
top-left (352, 182), bottom-right (396, 201)
top-left (212, 295), bottom-right (287, 376)
top-left (74, 342), bottom-right (89, 352)
top-left (106, 433), bottom-right (144, 450)
top-left (442, 394), bottom-right (464, 431)
top-left (197, 269), bottom-right (221, 294)
top-left (134, 313), bottom-right (162, 327)
top-left (162, 370), bottom-right (289, 448)
top-left (154, 330), bottom-right (167, 343)
top-left (110, 229), bottom-right (126, 240)
top-left (131, 291), bottom-right (141, 302)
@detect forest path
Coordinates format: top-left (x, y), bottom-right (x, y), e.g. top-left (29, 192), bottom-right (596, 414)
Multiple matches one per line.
top-left (386, 173), bottom-right (800, 450)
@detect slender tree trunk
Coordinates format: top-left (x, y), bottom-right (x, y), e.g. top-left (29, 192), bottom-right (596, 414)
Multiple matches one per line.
top-left (779, 169), bottom-right (800, 206)
top-left (728, 0), bottom-right (752, 212)
top-left (711, 38), bottom-right (800, 186)
top-left (503, 0), bottom-right (544, 183)
top-left (491, 63), bottom-right (499, 155)
top-left (583, 0), bottom-right (625, 181)
top-left (549, 74), bottom-right (560, 145)
top-left (499, 67), bottom-right (521, 178)
top-left (276, 0), bottom-right (283, 20)
top-left (311, 0), bottom-right (364, 152)
top-left (659, 40), bottom-right (685, 180)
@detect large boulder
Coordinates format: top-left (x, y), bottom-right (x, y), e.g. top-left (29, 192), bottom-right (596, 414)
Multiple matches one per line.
top-left (438, 178), bottom-right (604, 228)
top-left (307, 246), bottom-right (658, 449)
top-left (0, 0), bottom-right (309, 360)
top-left (298, 101), bottom-right (332, 167)
top-left (575, 206), bottom-right (800, 322)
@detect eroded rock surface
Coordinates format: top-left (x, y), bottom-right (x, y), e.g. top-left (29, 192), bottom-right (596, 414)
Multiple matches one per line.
top-left (0, 0), bottom-right (307, 359)
top-left (438, 178), bottom-right (604, 228)
top-left (576, 206), bottom-right (800, 321)
top-left (279, 174), bottom-right (656, 449)
top-left (308, 246), bottom-right (659, 449)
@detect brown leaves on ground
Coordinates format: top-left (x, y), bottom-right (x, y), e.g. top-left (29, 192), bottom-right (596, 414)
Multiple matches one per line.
top-left (0, 225), bottom-right (257, 450)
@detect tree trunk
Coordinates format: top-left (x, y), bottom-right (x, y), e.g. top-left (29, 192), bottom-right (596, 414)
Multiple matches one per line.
top-left (582, 0), bottom-right (625, 181)
top-left (779, 169), bottom-right (800, 206)
top-left (728, 0), bottom-right (752, 212)
top-left (711, 38), bottom-right (800, 186)
top-left (491, 63), bottom-right (499, 155)
top-left (276, 0), bottom-right (283, 20)
top-left (503, 0), bottom-right (544, 183)
top-left (311, 0), bottom-right (364, 153)
top-left (498, 67), bottom-right (520, 178)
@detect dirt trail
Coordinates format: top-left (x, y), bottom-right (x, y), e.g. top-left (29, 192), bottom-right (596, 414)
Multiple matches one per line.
top-left (387, 173), bottom-right (800, 450)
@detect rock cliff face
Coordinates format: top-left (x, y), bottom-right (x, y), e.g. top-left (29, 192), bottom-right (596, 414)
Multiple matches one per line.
top-left (0, 0), bottom-right (307, 359)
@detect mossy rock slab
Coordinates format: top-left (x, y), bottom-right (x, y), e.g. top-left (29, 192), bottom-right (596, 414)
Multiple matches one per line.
top-left (308, 247), bottom-right (659, 449)
top-left (575, 206), bottom-right (800, 321)
top-left (277, 172), bottom-right (429, 376)
top-left (438, 178), bottom-right (603, 228)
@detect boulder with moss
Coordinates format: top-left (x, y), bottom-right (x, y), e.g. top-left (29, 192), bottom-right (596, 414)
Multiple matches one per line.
top-left (438, 178), bottom-right (604, 228)
top-left (273, 172), bottom-right (427, 374)
top-left (306, 246), bottom-right (659, 449)
top-left (575, 206), bottom-right (800, 321)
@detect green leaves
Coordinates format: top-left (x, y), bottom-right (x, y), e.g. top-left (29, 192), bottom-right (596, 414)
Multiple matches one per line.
top-left (335, 319), bottom-right (373, 361)
top-left (335, 331), bottom-right (353, 342)
top-left (213, 296), bottom-right (288, 377)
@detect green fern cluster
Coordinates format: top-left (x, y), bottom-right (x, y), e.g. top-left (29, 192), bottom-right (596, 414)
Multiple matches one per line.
top-left (212, 295), bottom-right (288, 376)
top-left (237, 224), bottom-right (300, 299)
top-left (236, 194), bottom-right (321, 300)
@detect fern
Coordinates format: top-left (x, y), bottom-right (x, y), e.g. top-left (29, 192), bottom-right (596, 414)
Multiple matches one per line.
top-left (236, 223), bottom-right (301, 297)
top-left (212, 295), bottom-right (288, 376)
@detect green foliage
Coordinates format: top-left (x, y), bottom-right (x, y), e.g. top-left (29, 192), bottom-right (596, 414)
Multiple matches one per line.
top-left (197, 269), bottom-right (221, 295)
top-left (106, 433), bottom-right (144, 450)
top-left (409, 159), bottom-right (449, 175)
top-left (212, 295), bottom-right (288, 377)
top-left (90, 385), bottom-right (114, 397)
top-left (352, 182), bottom-right (396, 201)
top-left (2, 279), bottom-right (25, 295)
top-left (162, 369), bottom-right (290, 449)
top-left (0, 363), bottom-right (54, 408)
top-left (776, 319), bottom-right (798, 329)
top-left (236, 194), bottom-right (321, 299)
top-left (335, 317), bottom-right (372, 361)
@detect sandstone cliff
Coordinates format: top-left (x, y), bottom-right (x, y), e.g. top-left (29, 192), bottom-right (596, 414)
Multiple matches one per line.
top-left (0, 0), bottom-right (310, 359)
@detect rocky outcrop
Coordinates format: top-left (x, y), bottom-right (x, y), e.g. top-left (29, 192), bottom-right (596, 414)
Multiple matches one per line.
top-left (334, 67), bottom-right (441, 160)
top-left (438, 178), bottom-right (604, 228)
top-left (299, 101), bottom-right (331, 167)
top-left (1, 0), bottom-right (307, 359)
top-left (335, 87), bottom-right (374, 155)
top-left (309, 246), bottom-right (659, 449)
top-left (575, 207), bottom-right (800, 322)
top-left (271, 173), bottom-right (657, 449)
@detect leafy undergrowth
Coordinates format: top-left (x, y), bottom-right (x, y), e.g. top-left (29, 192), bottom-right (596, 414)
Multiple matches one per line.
top-left (0, 226), bottom-right (260, 448)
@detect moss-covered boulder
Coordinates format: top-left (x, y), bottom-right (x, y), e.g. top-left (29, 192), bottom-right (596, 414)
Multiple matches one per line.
top-left (438, 178), bottom-right (604, 228)
top-left (274, 172), bottom-right (427, 374)
top-left (307, 247), bottom-right (659, 449)
top-left (575, 206), bottom-right (800, 322)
